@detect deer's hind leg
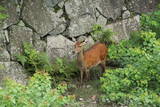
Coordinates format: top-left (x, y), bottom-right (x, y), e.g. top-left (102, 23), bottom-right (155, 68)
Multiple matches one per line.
top-left (100, 60), bottom-right (106, 72)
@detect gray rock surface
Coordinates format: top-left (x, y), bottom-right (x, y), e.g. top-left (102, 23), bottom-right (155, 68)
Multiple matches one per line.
top-left (65, 0), bottom-right (96, 37)
top-left (122, 10), bottom-right (131, 19)
top-left (9, 25), bottom-right (33, 60)
top-left (83, 36), bottom-right (95, 51)
top-left (0, 30), bottom-right (10, 61)
top-left (0, 0), bottom-right (20, 29)
top-left (0, 49), bottom-right (10, 62)
top-left (87, 36), bottom-right (95, 46)
top-left (33, 34), bottom-right (46, 52)
top-left (65, 0), bottom-right (126, 37)
top-left (0, 62), bottom-right (28, 86)
top-left (47, 35), bottom-right (74, 62)
top-left (106, 15), bottom-right (140, 43)
top-left (68, 15), bottom-right (96, 37)
top-left (127, 0), bottom-right (159, 13)
top-left (44, 0), bottom-right (64, 8)
top-left (96, 15), bottom-right (107, 27)
top-left (22, 0), bottom-right (66, 36)
top-left (96, 0), bottom-right (124, 20)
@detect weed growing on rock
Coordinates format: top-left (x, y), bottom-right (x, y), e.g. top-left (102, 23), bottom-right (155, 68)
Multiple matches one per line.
top-left (91, 24), bottom-right (114, 44)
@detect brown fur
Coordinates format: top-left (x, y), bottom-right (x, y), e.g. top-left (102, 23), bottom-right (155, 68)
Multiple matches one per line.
top-left (74, 42), bottom-right (107, 83)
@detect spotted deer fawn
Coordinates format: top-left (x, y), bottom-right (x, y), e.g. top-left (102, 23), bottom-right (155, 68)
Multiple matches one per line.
top-left (74, 39), bottom-right (107, 83)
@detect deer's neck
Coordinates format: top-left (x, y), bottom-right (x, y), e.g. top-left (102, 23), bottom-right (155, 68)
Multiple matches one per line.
top-left (77, 49), bottom-right (85, 68)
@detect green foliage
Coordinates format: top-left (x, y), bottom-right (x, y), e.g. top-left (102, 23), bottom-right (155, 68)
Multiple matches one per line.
top-left (0, 64), bottom-right (5, 70)
top-left (101, 65), bottom-right (160, 106)
top-left (141, 7), bottom-right (160, 38)
top-left (0, 72), bottom-right (77, 107)
top-left (109, 31), bottom-right (159, 67)
top-left (97, 8), bottom-right (160, 106)
top-left (101, 31), bottom-right (160, 106)
top-left (0, 13), bottom-right (8, 20)
top-left (53, 5), bottom-right (61, 13)
top-left (0, 6), bottom-right (8, 20)
top-left (0, 6), bottom-right (6, 11)
top-left (52, 58), bottom-right (79, 83)
top-left (91, 24), bottom-right (114, 44)
top-left (16, 43), bottom-right (79, 85)
top-left (16, 43), bottom-right (52, 73)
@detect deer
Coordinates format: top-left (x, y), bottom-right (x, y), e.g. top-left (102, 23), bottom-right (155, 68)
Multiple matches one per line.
top-left (73, 38), bottom-right (107, 83)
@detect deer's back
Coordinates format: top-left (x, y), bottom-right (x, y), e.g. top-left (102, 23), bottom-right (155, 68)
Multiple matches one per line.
top-left (83, 43), bottom-right (107, 68)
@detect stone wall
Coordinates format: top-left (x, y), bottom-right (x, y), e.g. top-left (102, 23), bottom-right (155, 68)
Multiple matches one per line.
top-left (0, 0), bottom-right (159, 85)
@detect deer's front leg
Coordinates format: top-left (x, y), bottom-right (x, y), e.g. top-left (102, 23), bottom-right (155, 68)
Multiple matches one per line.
top-left (80, 70), bottom-right (84, 84)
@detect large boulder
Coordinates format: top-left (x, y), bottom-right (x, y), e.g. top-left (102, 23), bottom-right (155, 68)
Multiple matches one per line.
top-left (65, 0), bottom-right (95, 19)
top-left (86, 36), bottom-right (95, 47)
top-left (106, 15), bottom-right (140, 43)
top-left (0, 0), bottom-right (20, 29)
top-left (22, 0), bottom-right (66, 36)
top-left (65, 0), bottom-right (124, 20)
top-left (32, 33), bottom-right (46, 52)
top-left (0, 49), bottom-right (10, 62)
top-left (9, 25), bottom-right (33, 60)
top-left (126, 0), bottom-right (159, 13)
top-left (96, 15), bottom-right (108, 27)
top-left (68, 15), bottom-right (96, 37)
top-left (47, 35), bottom-right (74, 62)
top-left (0, 30), bottom-right (10, 61)
top-left (44, 0), bottom-right (64, 8)
top-left (96, 0), bottom-right (124, 20)
top-left (65, 0), bottom-right (125, 37)
top-left (0, 62), bottom-right (28, 86)
top-left (65, 0), bottom-right (96, 37)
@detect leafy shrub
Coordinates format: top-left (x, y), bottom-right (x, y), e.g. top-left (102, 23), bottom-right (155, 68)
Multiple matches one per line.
top-left (101, 7), bottom-right (160, 105)
top-left (0, 6), bottom-right (8, 21)
top-left (16, 43), bottom-right (79, 85)
top-left (101, 30), bottom-right (160, 106)
top-left (101, 65), bottom-right (160, 106)
top-left (109, 31), bottom-right (159, 67)
top-left (0, 72), bottom-right (78, 107)
top-left (141, 5), bottom-right (160, 38)
top-left (16, 43), bottom-right (52, 73)
top-left (52, 58), bottom-right (79, 83)
top-left (91, 24), bottom-right (114, 44)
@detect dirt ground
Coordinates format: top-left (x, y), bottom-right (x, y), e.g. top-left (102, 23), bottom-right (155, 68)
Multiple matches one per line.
top-left (68, 79), bottom-right (118, 107)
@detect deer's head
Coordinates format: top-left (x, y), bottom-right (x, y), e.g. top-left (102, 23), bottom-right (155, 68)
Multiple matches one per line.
top-left (73, 36), bottom-right (87, 54)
